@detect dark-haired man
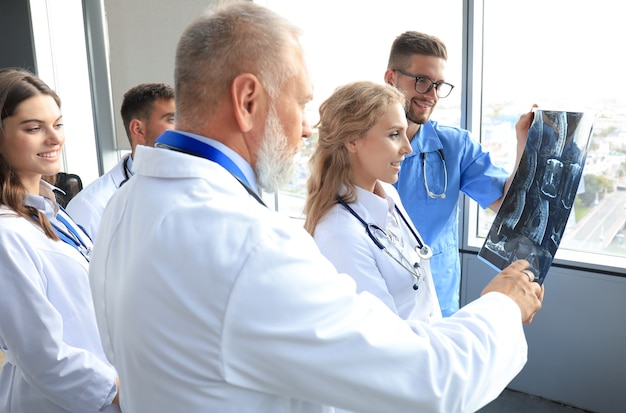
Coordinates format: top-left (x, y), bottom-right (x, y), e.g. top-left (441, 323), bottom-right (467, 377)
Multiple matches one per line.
top-left (385, 31), bottom-right (533, 316)
top-left (66, 82), bottom-right (175, 239)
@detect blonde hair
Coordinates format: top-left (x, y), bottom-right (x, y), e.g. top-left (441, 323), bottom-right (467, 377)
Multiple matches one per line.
top-left (303, 81), bottom-right (407, 235)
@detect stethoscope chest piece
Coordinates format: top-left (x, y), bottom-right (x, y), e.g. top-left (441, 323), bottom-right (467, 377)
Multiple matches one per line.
top-left (417, 244), bottom-right (433, 260)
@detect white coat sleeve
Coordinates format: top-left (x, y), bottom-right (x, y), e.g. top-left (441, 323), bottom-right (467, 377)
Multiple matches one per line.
top-left (222, 222), bottom-right (527, 413)
top-left (0, 228), bottom-right (117, 413)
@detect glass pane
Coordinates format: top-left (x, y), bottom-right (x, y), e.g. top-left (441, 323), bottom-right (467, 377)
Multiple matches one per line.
top-left (259, 0), bottom-right (463, 218)
top-left (472, 0), bottom-right (626, 271)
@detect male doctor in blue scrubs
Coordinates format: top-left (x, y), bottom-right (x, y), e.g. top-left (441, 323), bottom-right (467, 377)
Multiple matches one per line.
top-left (385, 31), bottom-right (534, 316)
top-left (89, 3), bottom-right (544, 413)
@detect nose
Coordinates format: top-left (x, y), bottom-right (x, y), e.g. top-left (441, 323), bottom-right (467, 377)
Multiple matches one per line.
top-left (401, 133), bottom-right (412, 155)
top-left (46, 125), bottom-right (64, 146)
top-left (424, 86), bottom-right (438, 99)
top-left (301, 116), bottom-right (313, 139)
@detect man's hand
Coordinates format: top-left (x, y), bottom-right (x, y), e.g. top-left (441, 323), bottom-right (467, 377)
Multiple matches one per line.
top-left (515, 104), bottom-right (538, 147)
top-left (489, 104), bottom-right (539, 212)
top-left (482, 259), bottom-right (545, 324)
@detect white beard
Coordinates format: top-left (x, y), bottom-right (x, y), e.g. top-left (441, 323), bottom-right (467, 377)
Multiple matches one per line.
top-left (255, 105), bottom-right (297, 193)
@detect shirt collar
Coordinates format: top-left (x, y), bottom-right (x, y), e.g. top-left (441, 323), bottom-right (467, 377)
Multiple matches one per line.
top-left (24, 180), bottom-right (59, 218)
top-left (353, 183), bottom-right (396, 228)
top-left (407, 120), bottom-right (444, 157)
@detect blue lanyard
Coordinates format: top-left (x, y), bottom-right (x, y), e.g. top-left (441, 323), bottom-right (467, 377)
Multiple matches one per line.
top-left (155, 131), bottom-right (266, 206)
top-left (156, 131), bottom-right (251, 187)
top-left (49, 209), bottom-right (92, 262)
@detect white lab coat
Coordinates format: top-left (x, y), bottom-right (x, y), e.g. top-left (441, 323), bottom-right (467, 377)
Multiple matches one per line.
top-left (0, 183), bottom-right (119, 413)
top-left (66, 154), bottom-right (130, 240)
top-left (314, 183), bottom-right (441, 323)
top-left (90, 143), bottom-right (528, 413)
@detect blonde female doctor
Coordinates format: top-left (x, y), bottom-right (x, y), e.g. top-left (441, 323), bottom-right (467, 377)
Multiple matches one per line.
top-left (0, 68), bottom-right (120, 413)
top-left (304, 81), bottom-right (441, 325)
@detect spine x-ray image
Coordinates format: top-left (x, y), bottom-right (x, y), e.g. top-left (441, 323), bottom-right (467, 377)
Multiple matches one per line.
top-left (479, 109), bottom-right (595, 284)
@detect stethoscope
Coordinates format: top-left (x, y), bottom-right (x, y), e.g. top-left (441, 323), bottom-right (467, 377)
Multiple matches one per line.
top-left (422, 149), bottom-right (447, 199)
top-left (119, 155), bottom-right (133, 187)
top-left (336, 196), bottom-right (432, 290)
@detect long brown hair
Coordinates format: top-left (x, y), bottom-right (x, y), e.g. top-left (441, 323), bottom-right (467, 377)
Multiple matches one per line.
top-left (303, 81), bottom-right (407, 235)
top-left (0, 68), bottom-right (61, 240)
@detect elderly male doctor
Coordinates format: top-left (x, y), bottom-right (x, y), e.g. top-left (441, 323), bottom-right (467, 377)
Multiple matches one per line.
top-left (88, 2), bottom-right (545, 413)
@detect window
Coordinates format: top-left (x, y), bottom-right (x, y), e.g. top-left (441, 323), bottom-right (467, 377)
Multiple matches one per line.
top-left (260, 0), bottom-right (463, 218)
top-left (30, 0), bottom-right (100, 185)
top-left (262, 0), bottom-right (626, 275)
top-left (469, 0), bottom-right (626, 274)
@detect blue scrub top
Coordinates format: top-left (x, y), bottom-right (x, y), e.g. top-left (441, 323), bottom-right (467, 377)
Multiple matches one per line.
top-left (394, 120), bottom-right (508, 316)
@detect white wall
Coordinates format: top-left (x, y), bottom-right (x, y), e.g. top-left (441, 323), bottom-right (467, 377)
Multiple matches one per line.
top-left (462, 254), bottom-right (626, 413)
top-left (102, 0), bottom-right (215, 152)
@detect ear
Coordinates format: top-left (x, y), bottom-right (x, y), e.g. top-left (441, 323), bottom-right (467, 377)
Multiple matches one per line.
top-left (129, 119), bottom-right (147, 146)
top-left (344, 137), bottom-right (360, 154)
top-left (231, 73), bottom-right (263, 133)
top-left (384, 69), bottom-right (396, 86)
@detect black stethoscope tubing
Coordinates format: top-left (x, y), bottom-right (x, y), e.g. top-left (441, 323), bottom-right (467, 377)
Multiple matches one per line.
top-left (336, 196), bottom-right (432, 260)
top-left (118, 155), bottom-right (135, 188)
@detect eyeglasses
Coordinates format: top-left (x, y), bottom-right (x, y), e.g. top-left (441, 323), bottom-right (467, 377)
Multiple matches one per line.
top-left (393, 69), bottom-right (454, 98)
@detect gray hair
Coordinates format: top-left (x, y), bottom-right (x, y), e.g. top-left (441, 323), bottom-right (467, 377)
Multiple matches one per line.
top-left (175, 0), bottom-right (301, 126)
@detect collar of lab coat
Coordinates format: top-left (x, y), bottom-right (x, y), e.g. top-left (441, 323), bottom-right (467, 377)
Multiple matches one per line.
top-left (349, 182), bottom-right (397, 229)
top-left (153, 130), bottom-right (259, 194)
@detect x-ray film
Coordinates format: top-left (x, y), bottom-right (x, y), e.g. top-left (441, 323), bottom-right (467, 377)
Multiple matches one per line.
top-left (478, 109), bottom-right (595, 284)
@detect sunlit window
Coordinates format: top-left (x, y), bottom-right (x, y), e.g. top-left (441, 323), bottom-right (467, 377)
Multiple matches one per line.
top-left (470, 0), bottom-right (626, 273)
top-left (30, 0), bottom-right (100, 184)
top-left (260, 0), bottom-right (463, 218)
top-left (261, 0), bottom-right (625, 275)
